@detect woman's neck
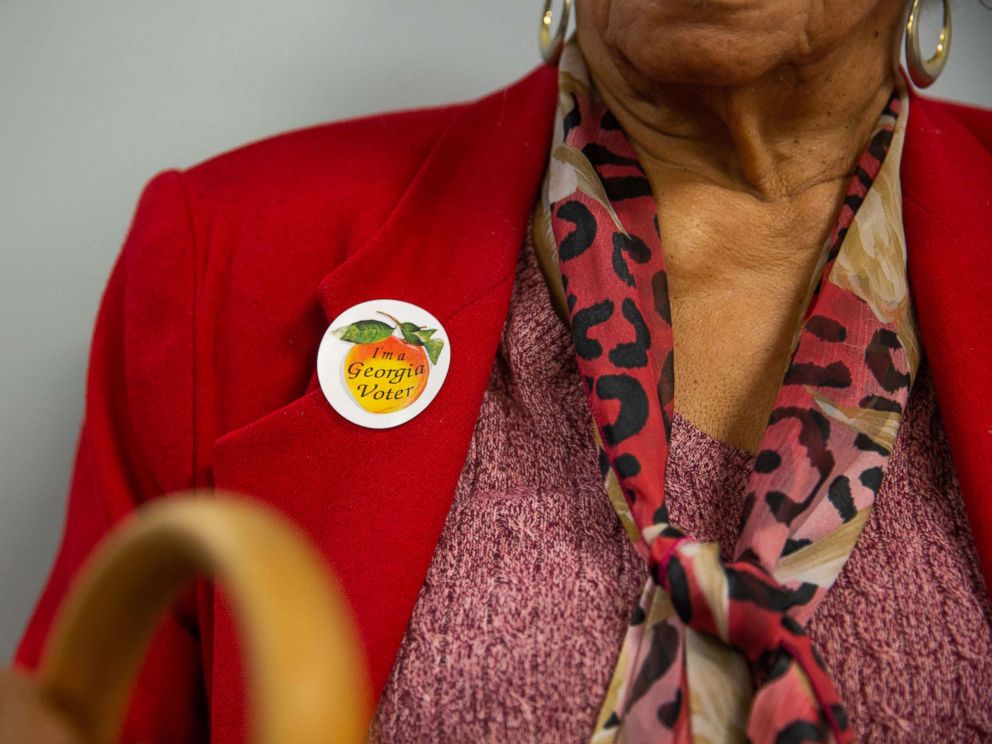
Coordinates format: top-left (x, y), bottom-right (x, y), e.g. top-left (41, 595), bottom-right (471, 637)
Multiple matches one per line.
top-left (577, 2), bottom-right (903, 200)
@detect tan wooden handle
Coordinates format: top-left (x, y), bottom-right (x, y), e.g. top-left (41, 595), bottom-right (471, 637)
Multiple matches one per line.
top-left (34, 493), bottom-right (371, 744)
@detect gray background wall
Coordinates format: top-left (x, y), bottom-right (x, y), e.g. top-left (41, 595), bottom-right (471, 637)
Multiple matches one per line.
top-left (1, 1), bottom-right (989, 662)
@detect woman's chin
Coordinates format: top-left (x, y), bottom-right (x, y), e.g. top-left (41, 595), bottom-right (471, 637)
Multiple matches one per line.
top-left (604, 29), bottom-right (792, 88)
top-left (635, 0), bottom-right (770, 13)
top-left (580, 0), bottom-right (883, 87)
top-left (642, 47), bottom-right (782, 87)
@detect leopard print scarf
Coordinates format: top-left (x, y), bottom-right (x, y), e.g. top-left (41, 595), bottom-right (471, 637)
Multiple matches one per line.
top-left (541, 40), bottom-right (917, 744)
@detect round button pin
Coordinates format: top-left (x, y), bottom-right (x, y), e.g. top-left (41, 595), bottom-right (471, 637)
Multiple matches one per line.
top-left (317, 299), bottom-right (451, 429)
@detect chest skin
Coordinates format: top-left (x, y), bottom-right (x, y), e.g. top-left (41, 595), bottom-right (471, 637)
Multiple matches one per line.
top-left (533, 174), bottom-right (847, 454)
top-left (657, 172), bottom-right (851, 453)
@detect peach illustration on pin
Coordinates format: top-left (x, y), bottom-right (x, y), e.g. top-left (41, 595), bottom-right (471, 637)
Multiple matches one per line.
top-left (331, 312), bottom-right (444, 414)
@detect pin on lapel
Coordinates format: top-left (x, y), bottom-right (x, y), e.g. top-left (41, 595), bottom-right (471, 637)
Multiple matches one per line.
top-left (317, 299), bottom-right (451, 429)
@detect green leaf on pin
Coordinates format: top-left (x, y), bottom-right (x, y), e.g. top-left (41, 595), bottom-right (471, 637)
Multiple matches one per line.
top-left (423, 338), bottom-right (443, 365)
top-left (331, 319), bottom-right (394, 344)
top-left (333, 311), bottom-right (445, 366)
top-left (398, 322), bottom-right (425, 346)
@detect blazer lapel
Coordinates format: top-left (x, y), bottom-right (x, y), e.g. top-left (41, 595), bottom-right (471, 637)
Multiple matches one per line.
top-left (212, 63), bottom-right (558, 701)
top-left (903, 93), bottom-right (992, 590)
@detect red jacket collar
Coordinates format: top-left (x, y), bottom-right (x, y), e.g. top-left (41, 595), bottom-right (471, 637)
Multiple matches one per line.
top-left (903, 91), bottom-right (992, 589)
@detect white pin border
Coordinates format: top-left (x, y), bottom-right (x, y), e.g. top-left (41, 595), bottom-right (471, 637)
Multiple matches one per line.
top-left (317, 299), bottom-right (451, 429)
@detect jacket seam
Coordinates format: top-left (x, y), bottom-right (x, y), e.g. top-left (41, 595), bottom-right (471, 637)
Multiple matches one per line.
top-left (167, 168), bottom-right (201, 492)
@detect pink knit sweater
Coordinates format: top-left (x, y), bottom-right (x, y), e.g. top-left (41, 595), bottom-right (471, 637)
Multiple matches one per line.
top-left (371, 235), bottom-right (992, 742)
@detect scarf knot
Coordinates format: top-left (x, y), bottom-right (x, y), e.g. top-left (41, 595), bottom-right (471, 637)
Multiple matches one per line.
top-left (656, 537), bottom-right (850, 740)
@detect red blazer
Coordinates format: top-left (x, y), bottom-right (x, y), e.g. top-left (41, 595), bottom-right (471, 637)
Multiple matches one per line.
top-left (15, 64), bottom-right (992, 742)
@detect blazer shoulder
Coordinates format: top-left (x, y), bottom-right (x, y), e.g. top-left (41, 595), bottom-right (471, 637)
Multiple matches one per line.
top-left (911, 94), bottom-right (992, 155)
top-left (175, 102), bottom-right (466, 217)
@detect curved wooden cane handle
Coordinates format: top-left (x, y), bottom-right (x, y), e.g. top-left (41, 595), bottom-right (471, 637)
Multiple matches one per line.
top-left (33, 493), bottom-right (371, 744)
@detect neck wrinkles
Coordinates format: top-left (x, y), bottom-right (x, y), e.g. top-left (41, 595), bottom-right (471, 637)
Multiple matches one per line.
top-left (577, 8), bottom-right (903, 200)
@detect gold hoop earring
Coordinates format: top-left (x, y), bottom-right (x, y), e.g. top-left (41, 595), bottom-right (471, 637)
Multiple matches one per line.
top-left (905, 0), bottom-right (951, 88)
top-left (539, 0), bottom-right (573, 65)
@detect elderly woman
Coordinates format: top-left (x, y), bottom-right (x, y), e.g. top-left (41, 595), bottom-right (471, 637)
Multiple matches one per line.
top-left (8, 0), bottom-right (992, 741)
